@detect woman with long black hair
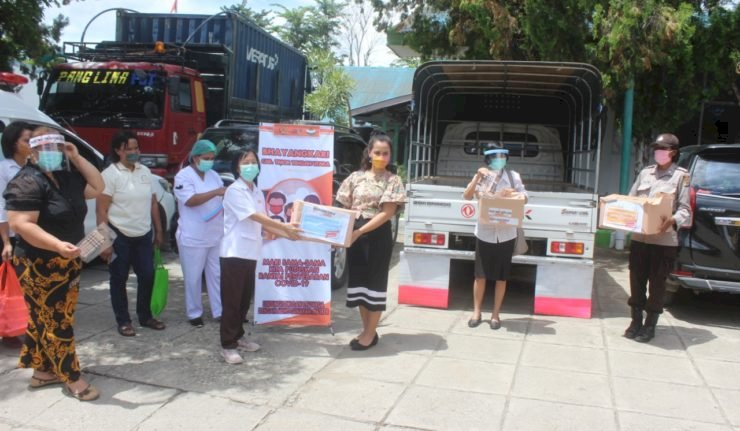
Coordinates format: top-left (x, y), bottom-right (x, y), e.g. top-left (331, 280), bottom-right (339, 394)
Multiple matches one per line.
top-left (336, 134), bottom-right (406, 350)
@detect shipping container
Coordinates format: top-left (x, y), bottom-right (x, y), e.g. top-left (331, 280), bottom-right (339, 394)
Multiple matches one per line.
top-left (115, 11), bottom-right (309, 124)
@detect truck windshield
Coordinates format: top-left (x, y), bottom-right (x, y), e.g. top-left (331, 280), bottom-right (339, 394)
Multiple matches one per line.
top-left (42, 69), bottom-right (166, 129)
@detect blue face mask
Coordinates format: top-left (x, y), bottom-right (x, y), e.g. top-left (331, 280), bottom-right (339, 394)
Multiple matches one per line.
top-left (37, 151), bottom-right (64, 171)
top-left (488, 159), bottom-right (507, 171)
top-left (197, 159), bottom-right (214, 172)
top-left (125, 153), bottom-right (139, 163)
top-left (240, 163), bottom-right (259, 182)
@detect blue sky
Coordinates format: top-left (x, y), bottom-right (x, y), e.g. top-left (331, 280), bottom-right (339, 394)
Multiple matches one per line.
top-left (41, 0), bottom-right (396, 65)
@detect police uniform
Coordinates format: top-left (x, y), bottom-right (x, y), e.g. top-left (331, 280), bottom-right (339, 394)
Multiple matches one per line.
top-left (627, 163), bottom-right (691, 315)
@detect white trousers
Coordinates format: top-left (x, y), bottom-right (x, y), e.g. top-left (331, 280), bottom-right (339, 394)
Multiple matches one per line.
top-left (177, 243), bottom-right (222, 319)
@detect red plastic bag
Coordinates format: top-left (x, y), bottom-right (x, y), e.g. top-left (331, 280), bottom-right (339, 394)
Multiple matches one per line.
top-left (0, 261), bottom-right (28, 337)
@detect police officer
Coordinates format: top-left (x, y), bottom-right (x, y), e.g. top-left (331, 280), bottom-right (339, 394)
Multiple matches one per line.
top-left (624, 133), bottom-right (692, 343)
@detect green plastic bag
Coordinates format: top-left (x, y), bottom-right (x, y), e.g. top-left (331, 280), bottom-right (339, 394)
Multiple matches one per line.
top-left (151, 247), bottom-right (169, 316)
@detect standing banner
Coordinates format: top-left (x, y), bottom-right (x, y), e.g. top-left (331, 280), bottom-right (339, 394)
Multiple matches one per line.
top-left (254, 123), bottom-right (334, 326)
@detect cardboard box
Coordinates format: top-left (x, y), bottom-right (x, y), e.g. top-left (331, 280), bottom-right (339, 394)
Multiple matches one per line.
top-left (598, 194), bottom-right (674, 234)
top-left (292, 200), bottom-right (359, 248)
top-left (478, 194), bottom-right (526, 227)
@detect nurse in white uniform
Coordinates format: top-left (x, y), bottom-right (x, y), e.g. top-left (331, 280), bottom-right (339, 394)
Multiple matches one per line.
top-left (174, 140), bottom-right (225, 327)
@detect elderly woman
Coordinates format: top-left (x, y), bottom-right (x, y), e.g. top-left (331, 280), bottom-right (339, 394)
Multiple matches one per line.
top-left (174, 140), bottom-right (225, 327)
top-left (463, 146), bottom-right (528, 330)
top-left (0, 121), bottom-right (33, 349)
top-left (5, 127), bottom-right (104, 400)
top-left (97, 131), bottom-right (165, 337)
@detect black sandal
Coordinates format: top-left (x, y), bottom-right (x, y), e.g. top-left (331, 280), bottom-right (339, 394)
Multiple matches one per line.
top-left (117, 323), bottom-right (136, 337)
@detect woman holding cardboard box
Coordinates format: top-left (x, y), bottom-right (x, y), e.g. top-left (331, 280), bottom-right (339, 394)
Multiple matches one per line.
top-left (336, 134), bottom-right (406, 351)
top-left (463, 147), bottom-right (528, 330)
top-left (218, 148), bottom-right (302, 364)
top-left (624, 134), bottom-right (691, 343)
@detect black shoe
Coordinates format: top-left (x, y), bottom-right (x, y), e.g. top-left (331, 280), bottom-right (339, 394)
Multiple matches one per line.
top-left (351, 333), bottom-right (379, 351)
top-left (490, 319), bottom-right (501, 330)
top-left (624, 307), bottom-right (643, 339)
top-left (467, 317), bottom-right (482, 328)
top-left (634, 312), bottom-right (659, 343)
top-left (188, 317), bottom-right (204, 328)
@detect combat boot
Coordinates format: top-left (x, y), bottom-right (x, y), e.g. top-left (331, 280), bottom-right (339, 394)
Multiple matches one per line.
top-left (623, 307), bottom-right (643, 339)
top-left (635, 312), bottom-right (659, 343)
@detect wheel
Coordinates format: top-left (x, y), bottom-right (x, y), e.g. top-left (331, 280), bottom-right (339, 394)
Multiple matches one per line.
top-left (663, 277), bottom-right (681, 307)
top-left (331, 247), bottom-right (348, 290)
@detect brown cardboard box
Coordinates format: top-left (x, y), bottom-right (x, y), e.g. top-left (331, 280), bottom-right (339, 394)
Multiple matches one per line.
top-left (292, 200), bottom-right (359, 248)
top-left (598, 194), bottom-right (674, 234)
top-left (478, 194), bottom-right (526, 227)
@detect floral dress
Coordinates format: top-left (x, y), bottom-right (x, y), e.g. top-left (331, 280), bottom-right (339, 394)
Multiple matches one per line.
top-left (336, 170), bottom-right (406, 311)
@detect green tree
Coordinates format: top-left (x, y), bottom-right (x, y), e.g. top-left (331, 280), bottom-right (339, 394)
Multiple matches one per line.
top-left (304, 49), bottom-right (355, 125)
top-left (273, 0), bottom-right (346, 54)
top-left (274, 0), bottom-right (354, 124)
top-left (0, 0), bottom-right (70, 75)
top-left (221, 4), bottom-right (274, 29)
top-left (369, 0), bottom-right (738, 140)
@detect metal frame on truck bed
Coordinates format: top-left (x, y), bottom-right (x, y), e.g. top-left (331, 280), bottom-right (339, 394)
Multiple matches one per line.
top-left (399, 61), bottom-right (603, 318)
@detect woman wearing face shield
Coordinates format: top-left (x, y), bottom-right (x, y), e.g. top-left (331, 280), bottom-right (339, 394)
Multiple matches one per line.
top-left (4, 127), bottom-right (105, 401)
top-left (623, 133), bottom-right (691, 343)
top-left (0, 121), bottom-right (33, 349)
top-left (463, 145), bottom-right (528, 330)
top-left (173, 140), bottom-right (226, 328)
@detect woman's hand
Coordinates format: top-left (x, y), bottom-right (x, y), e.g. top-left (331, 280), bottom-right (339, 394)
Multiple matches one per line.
top-left (659, 215), bottom-right (675, 233)
top-left (100, 247), bottom-right (113, 263)
top-left (476, 167), bottom-right (488, 181)
top-left (2, 243), bottom-right (12, 262)
top-left (499, 187), bottom-right (516, 197)
top-left (350, 229), bottom-right (364, 245)
top-left (62, 142), bottom-right (81, 164)
top-left (56, 241), bottom-right (80, 259)
top-left (282, 223), bottom-right (302, 240)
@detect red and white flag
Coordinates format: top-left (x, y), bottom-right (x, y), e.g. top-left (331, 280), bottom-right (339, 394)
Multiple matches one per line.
top-left (169, 0), bottom-right (178, 13)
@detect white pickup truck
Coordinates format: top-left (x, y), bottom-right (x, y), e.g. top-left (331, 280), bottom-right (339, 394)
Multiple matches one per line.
top-left (398, 61), bottom-right (604, 318)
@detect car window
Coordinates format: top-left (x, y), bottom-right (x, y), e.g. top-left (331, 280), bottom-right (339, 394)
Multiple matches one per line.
top-left (691, 153), bottom-right (740, 195)
top-left (201, 128), bottom-right (259, 172)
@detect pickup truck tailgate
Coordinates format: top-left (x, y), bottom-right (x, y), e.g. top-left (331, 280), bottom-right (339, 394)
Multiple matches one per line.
top-left (407, 185), bottom-right (597, 233)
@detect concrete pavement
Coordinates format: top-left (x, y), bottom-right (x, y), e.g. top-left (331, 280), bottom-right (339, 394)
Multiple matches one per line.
top-left (1, 246), bottom-right (740, 431)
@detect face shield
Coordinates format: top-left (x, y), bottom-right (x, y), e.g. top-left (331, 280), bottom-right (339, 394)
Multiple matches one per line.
top-left (483, 148), bottom-right (509, 171)
top-left (30, 134), bottom-right (68, 172)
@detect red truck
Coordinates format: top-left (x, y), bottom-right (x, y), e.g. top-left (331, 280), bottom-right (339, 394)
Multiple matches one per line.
top-left (38, 11), bottom-right (309, 176)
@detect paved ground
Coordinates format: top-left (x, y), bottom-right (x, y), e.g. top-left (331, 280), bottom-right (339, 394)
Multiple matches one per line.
top-left (1, 245), bottom-right (739, 431)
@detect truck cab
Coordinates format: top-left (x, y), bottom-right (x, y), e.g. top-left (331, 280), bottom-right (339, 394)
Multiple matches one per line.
top-left (39, 61), bottom-right (207, 176)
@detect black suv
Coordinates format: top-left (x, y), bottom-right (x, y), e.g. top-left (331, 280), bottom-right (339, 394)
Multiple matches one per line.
top-left (667, 144), bottom-right (740, 301)
top-left (198, 119), bottom-right (368, 289)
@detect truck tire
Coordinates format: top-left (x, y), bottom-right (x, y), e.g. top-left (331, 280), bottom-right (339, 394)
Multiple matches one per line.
top-left (663, 277), bottom-right (680, 307)
top-left (331, 247), bottom-right (348, 290)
